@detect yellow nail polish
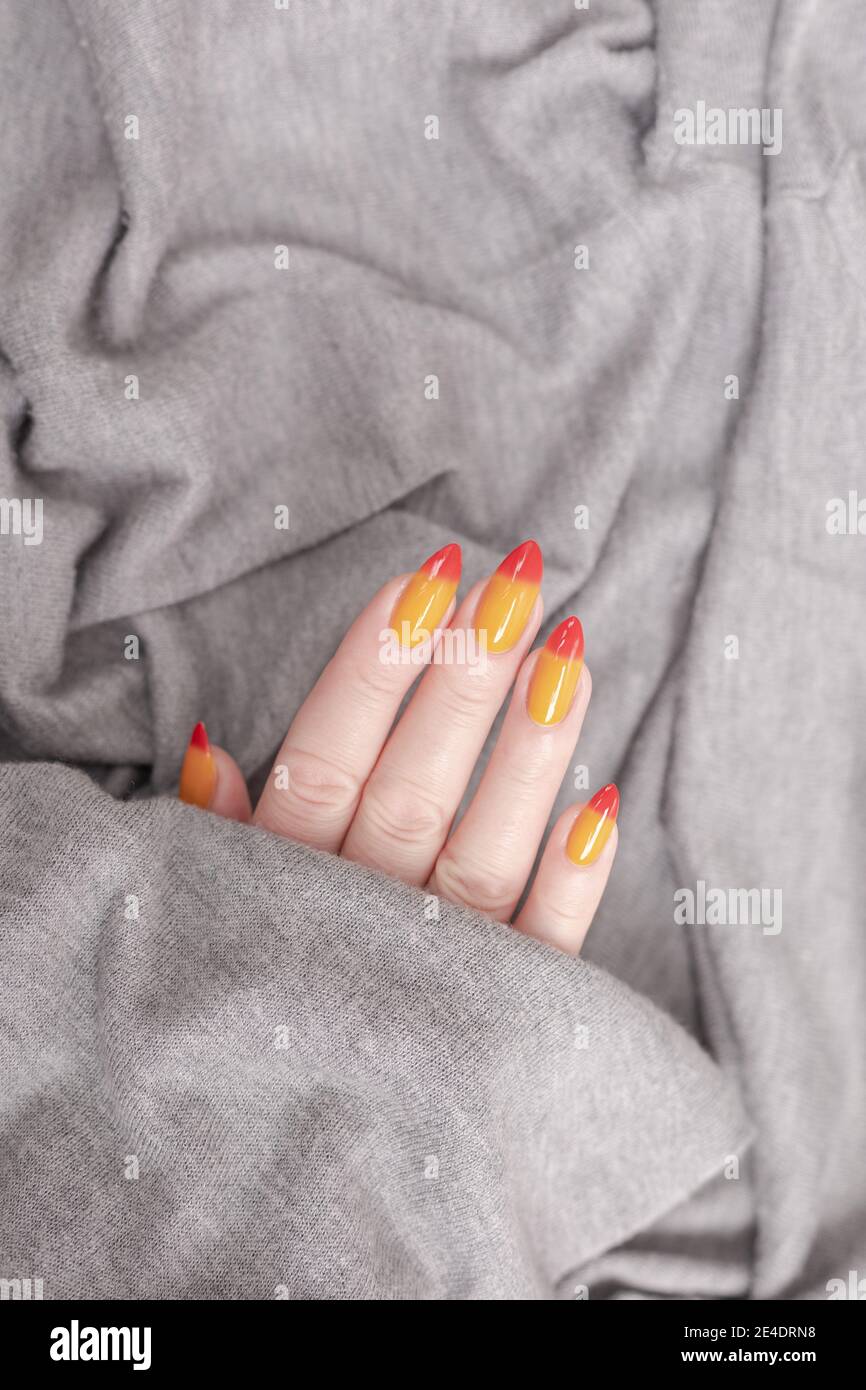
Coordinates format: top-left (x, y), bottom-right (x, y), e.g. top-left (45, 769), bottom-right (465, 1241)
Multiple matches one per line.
top-left (566, 784), bottom-right (619, 865)
top-left (474, 540), bottom-right (542, 654)
top-left (179, 722), bottom-right (217, 808)
top-left (527, 616), bottom-right (584, 725)
top-left (390, 543), bottom-right (461, 648)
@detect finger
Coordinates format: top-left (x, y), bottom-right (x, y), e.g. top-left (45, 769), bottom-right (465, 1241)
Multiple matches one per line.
top-left (514, 784), bottom-right (620, 955)
top-left (341, 540), bottom-right (543, 883)
top-left (253, 543), bottom-right (461, 850)
top-left (178, 722), bottom-right (252, 821)
top-left (430, 618), bottom-right (590, 920)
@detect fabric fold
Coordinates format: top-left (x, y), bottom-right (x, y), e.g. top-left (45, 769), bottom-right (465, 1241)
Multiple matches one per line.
top-left (0, 764), bottom-right (751, 1299)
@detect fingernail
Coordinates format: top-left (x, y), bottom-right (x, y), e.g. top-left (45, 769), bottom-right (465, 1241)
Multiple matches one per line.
top-left (474, 539), bottom-right (543, 654)
top-left (566, 783), bottom-right (619, 866)
top-left (179, 721), bottom-right (217, 808)
top-left (390, 543), bottom-right (461, 648)
top-left (527, 616), bottom-right (584, 726)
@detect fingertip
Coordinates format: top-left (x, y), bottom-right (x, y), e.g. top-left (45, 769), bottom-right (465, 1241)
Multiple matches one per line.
top-left (565, 784), bottom-right (620, 867)
top-left (209, 745), bottom-right (253, 822)
top-left (178, 724), bottom-right (252, 823)
top-left (578, 661), bottom-right (592, 703)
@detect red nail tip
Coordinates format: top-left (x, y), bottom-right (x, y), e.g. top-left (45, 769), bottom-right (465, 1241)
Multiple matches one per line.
top-left (189, 721), bottom-right (210, 753)
top-left (422, 542), bottom-right (462, 584)
top-left (497, 539), bottom-right (543, 586)
top-left (546, 615), bottom-right (584, 662)
top-left (589, 782), bottom-right (619, 821)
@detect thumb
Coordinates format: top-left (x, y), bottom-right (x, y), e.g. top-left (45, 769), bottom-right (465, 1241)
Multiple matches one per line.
top-left (177, 721), bottom-right (252, 822)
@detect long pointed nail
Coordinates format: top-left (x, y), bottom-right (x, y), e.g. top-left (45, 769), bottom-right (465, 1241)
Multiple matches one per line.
top-left (474, 539), bottom-right (542, 653)
top-left (389, 543), bottom-right (461, 648)
top-left (527, 616), bottom-right (584, 725)
top-left (179, 721), bottom-right (217, 808)
top-left (566, 783), bottom-right (619, 865)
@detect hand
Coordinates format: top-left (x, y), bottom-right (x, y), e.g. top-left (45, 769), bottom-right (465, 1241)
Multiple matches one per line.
top-left (178, 541), bottom-right (619, 954)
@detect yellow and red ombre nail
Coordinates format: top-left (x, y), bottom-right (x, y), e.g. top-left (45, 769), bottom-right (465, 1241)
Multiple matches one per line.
top-left (566, 783), bottom-right (619, 866)
top-left (179, 721), bottom-right (217, 808)
top-left (527, 616), bottom-right (584, 726)
top-left (390, 543), bottom-right (461, 648)
top-left (474, 539), bottom-right (543, 654)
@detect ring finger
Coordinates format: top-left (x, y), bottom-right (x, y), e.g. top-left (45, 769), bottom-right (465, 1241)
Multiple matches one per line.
top-left (429, 617), bottom-right (590, 920)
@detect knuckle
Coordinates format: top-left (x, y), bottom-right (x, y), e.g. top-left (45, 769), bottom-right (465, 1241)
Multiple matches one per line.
top-left (434, 852), bottom-right (516, 920)
top-left (501, 751), bottom-right (551, 796)
top-left (521, 894), bottom-right (587, 954)
top-left (434, 663), bottom-right (498, 725)
top-left (533, 893), bottom-right (582, 938)
top-left (359, 772), bottom-right (449, 847)
top-left (266, 747), bottom-right (361, 829)
top-left (337, 649), bottom-right (399, 706)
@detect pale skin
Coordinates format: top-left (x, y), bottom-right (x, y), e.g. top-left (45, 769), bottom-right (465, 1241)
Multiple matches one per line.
top-left (185, 550), bottom-right (618, 955)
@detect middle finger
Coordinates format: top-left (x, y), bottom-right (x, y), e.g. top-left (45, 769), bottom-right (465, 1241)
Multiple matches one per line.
top-left (341, 540), bottom-right (543, 882)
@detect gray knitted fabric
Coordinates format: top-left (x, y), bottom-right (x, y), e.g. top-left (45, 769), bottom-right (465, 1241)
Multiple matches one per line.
top-left (1, 0), bottom-right (863, 1299)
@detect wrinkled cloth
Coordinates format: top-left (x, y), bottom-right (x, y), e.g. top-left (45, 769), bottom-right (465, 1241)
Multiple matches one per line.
top-left (0, 0), bottom-right (863, 1299)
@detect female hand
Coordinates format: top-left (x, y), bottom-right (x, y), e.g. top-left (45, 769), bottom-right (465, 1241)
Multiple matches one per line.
top-left (177, 541), bottom-right (618, 955)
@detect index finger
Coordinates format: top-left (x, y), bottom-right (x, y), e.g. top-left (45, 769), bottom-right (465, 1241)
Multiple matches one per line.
top-left (253, 544), bottom-right (461, 850)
